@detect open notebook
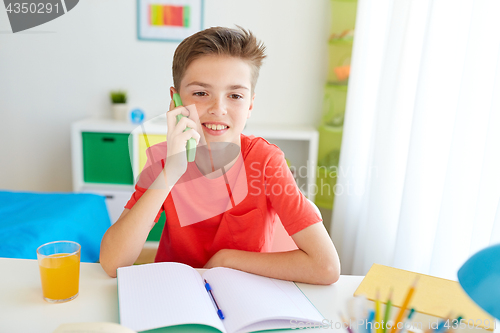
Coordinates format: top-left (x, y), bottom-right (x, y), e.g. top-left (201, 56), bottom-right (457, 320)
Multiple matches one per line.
top-left (117, 262), bottom-right (324, 333)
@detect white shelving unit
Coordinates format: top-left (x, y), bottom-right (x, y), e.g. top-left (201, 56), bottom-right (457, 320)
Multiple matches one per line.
top-left (71, 117), bottom-right (318, 223)
top-left (242, 123), bottom-right (318, 201)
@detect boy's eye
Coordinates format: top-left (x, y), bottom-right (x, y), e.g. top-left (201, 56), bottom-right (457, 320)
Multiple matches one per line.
top-left (230, 94), bottom-right (243, 100)
top-left (193, 92), bottom-right (207, 96)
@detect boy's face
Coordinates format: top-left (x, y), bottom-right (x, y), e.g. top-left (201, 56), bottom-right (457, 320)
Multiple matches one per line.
top-left (171, 55), bottom-right (255, 147)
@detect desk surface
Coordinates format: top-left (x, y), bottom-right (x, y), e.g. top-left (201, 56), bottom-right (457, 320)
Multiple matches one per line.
top-left (0, 258), bottom-right (363, 333)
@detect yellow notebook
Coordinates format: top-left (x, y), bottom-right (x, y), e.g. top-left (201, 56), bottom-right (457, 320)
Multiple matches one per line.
top-left (354, 264), bottom-right (494, 331)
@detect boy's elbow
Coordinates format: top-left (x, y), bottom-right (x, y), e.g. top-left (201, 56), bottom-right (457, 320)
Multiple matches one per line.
top-left (317, 260), bottom-right (341, 285)
top-left (100, 254), bottom-right (118, 278)
top-left (102, 265), bottom-right (118, 278)
top-left (324, 263), bottom-right (341, 285)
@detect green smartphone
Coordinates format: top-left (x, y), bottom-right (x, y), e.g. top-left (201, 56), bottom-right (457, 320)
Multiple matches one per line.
top-left (173, 93), bottom-right (196, 162)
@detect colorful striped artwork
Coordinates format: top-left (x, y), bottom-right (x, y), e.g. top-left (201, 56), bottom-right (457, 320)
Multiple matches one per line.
top-left (149, 4), bottom-right (190, 27)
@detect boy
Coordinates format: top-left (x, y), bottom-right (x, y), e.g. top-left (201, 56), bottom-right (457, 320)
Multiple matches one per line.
top-left (100, 26), bottom-right (340, 284)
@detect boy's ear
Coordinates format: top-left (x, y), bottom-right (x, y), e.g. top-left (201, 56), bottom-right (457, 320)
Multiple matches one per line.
top-left (247, 93), bottom-right (256, 119)
top-left (169, 87), bottom-right (178, 99)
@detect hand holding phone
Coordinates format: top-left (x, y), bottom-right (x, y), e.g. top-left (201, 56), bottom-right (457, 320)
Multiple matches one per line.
top-left (173, 93), bottom-right (197, 162)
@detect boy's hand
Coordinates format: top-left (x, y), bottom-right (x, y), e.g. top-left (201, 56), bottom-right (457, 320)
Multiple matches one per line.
top-left (164, 99), bottom-right (201, 185)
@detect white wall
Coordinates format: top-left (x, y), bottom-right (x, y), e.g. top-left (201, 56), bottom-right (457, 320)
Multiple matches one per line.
top-left (0, 0), bottom-right (329, 192)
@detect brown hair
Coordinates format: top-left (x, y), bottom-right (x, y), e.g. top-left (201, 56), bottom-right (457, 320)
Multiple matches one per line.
top-left (172, 26), bottom-right (267, 93)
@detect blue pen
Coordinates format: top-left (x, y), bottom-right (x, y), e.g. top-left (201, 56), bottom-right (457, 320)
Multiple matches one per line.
top-left (204, 279), bottom-right (224, 320)
top-left (366, 309), bottom-right (375, 333)
top-left (434, 320), bottom-right (447, 333)
top-left (434, 313), bottom-right (453, 333)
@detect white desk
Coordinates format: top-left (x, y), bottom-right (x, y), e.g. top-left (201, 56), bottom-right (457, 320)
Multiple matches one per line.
top-left (0, 258), bottom-right (363, 333)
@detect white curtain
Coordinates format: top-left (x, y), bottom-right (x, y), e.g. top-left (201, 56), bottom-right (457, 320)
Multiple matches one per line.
top-left (330, 0), bottom-right (500, 280)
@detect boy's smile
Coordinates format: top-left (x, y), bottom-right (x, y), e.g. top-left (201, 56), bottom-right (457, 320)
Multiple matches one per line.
top-left (172, 55), bottom-right (255, 147)
top-left (202, 121), bottom-right (229, 136)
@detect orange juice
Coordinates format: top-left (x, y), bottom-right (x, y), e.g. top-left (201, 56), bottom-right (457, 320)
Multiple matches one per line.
top-left (39, 253), bottom-right (80, 301)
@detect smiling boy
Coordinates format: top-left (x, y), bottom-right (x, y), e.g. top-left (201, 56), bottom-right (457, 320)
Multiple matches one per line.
top-left (100, 26), bottom-right (341, 284)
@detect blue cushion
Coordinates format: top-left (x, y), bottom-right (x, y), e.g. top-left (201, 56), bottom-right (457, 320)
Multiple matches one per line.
top-left (0, 191), bottom-right (111, 262)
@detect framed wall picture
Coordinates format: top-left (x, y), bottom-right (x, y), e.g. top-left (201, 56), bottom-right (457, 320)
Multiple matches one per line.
top-left (137, 0), bottom-right (204, 42)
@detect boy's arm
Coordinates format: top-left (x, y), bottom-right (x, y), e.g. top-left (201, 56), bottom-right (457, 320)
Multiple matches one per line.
top-left (204, 148), bottom-right (340, 285)
top-left (99, 175), bottom-right (171, 278)
top-left (100, 101), bottom-right (200, 278)
top-left (204, 221), bottom-right (341, 285)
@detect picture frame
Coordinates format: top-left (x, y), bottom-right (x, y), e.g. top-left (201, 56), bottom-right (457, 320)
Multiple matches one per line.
top-left (137, 0), bottom-right (204, 42)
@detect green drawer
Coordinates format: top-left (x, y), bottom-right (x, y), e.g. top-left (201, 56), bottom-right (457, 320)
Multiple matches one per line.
top-left (82, 132), bottom-right (133, 184)
top-left (147, 212), bottom-right (166, 242)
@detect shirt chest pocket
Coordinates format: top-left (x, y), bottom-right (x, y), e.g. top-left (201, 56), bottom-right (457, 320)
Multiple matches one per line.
top-left (224, 208), bottom-right (267, 252)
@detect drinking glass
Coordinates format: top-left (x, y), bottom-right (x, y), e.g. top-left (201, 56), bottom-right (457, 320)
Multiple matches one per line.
top-left (36, 240), bottom-right (81, 303)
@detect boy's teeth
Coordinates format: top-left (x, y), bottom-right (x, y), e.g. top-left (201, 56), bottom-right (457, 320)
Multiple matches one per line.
top-left (205, 124), bottom-right (227, 130)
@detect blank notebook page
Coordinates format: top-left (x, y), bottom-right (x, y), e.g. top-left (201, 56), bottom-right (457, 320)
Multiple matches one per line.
top-left (202, 267), bottom-right (323, 333)
top-left (118, 263), bottom-right (226, 333)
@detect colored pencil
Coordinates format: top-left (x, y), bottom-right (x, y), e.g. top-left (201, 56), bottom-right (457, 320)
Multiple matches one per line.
top-left (390, 277), bottom-right (419, 333)
top-left (375, 289), bottom-right (382, 333)
top-left (399, 308), bottom-right (416, 333)
top-left (339, 311), bottom-right (355, 333)
top-left (383, 288), bottom-right (393, 333)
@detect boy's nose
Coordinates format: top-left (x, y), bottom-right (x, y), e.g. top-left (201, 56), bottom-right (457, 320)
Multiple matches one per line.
top-left (208, 97), bottom-right (227, 116)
